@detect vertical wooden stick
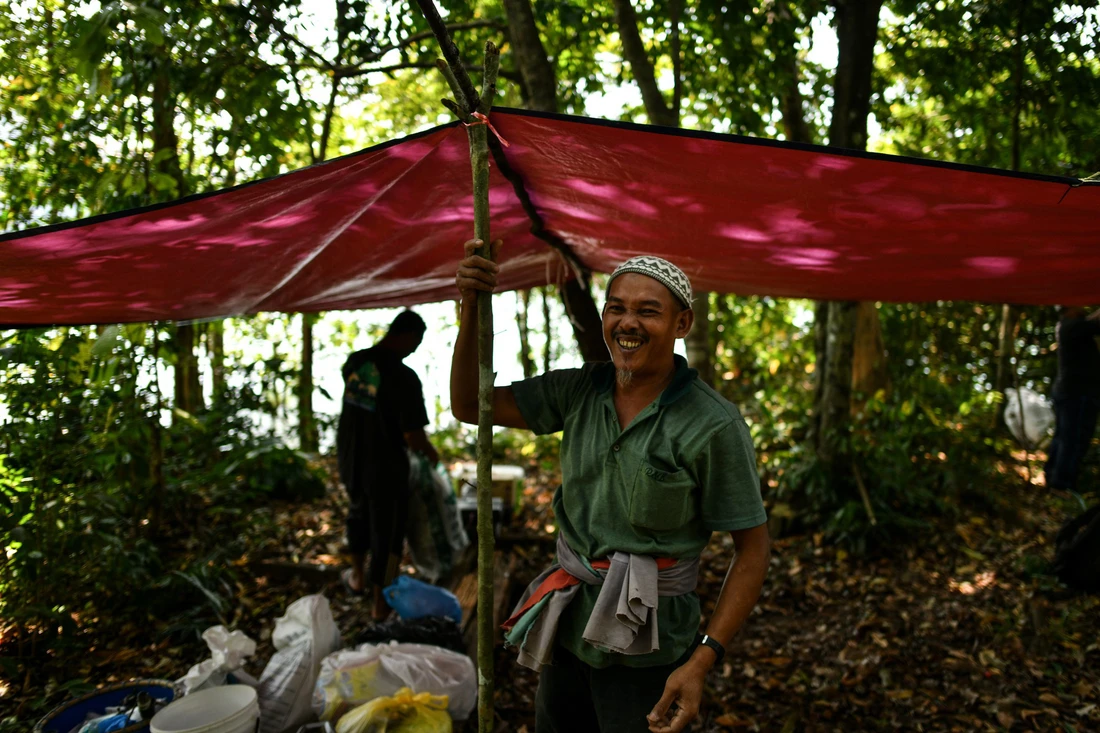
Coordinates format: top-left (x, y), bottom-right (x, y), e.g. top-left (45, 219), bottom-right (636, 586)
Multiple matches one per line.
top-left (473, 46), bottom-right (501, 733)
top-left (412, 4), bottom-right (500, 730)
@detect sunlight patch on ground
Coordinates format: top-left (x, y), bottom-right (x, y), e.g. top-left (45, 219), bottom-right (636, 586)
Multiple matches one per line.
top-left (949, 570), bottom-right (997, 595)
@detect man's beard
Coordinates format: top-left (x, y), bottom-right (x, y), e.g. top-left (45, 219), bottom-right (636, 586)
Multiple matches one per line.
top-left (616, 368), bottom-right (634, 389)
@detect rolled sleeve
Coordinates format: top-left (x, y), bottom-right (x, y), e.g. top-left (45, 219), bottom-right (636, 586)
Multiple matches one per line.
top-left (695, 419), bottom-right (767, 532)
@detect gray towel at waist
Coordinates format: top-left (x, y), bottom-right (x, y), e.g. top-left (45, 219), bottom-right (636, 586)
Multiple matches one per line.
top-left (506, 533), bottom-right (699, 672)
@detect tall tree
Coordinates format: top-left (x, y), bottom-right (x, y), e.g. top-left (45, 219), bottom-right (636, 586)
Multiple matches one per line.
top-left (814, 0), bottom-right (884, 491)
top-left (516, 290), bottom-right (536, 378)
top-left (298, 313), bottom-right (319, 451)
top-left (543, 286), bottom-right (553, 373)
top-left (501, 0), bottom-right (609, 363)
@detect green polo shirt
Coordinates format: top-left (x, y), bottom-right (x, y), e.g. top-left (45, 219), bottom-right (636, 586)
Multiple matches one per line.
top-left (511, 355), bottom-right (767, 669)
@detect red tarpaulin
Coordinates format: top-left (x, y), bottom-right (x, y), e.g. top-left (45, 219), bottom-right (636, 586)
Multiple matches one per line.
top-left (2, 108), bottom-right (1098, 326)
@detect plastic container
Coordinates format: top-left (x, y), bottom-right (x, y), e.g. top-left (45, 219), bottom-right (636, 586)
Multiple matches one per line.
top-left (35, 680), bottom-right (176, 733)
top-left (149, 685), bottom-right (259, 733)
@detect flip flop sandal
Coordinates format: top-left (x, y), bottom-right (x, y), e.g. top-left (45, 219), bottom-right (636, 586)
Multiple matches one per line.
top-left (341, 568), bottom-right (367, 597)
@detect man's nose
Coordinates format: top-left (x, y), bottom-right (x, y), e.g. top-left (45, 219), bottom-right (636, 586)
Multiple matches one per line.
top-left (619, 310), bottom-right (641, 329)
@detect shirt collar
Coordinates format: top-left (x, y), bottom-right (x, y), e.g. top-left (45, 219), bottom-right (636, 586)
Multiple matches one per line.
top-left (591, 354), bottom-right (698, 406)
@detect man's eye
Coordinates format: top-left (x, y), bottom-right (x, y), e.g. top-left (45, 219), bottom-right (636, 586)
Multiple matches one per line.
top-left (606, 305), bottom-right (625, 313)
top-left (640, 310), bottom-right (658, 316)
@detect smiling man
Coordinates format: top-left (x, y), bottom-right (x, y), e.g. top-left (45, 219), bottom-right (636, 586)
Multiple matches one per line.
top-left (451, 241), bottom-right (770, 733)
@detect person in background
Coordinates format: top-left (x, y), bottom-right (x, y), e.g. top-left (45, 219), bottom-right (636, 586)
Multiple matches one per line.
top-left (451, 239), bottom-right (770, 733)
top-left (338, 309), bottom-right (438, 621)
top-left (1045, 306), bottom-right (1100, 491)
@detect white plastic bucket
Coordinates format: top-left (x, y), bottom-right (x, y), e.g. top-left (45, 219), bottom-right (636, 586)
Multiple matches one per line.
top-left (150, 685), bottom-right (259, 733)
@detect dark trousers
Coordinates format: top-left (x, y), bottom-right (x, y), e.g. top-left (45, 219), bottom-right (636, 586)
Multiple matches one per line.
top-left (1045, 395), bottom-right (1100, 491)
top-left (345, 477), bottom-right (407, 587)
top-left (535, 646), bottom-right (688, 733)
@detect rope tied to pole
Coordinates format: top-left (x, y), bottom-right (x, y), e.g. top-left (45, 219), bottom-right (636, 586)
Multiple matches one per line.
top-left (464, 111), bottom-right (510, 147)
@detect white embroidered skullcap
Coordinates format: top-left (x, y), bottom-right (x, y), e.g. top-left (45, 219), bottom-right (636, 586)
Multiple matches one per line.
top-left (608, 256), bottom-right (693, 309)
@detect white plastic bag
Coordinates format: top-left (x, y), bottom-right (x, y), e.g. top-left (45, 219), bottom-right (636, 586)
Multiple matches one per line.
top-left (177, 625), bottom-right (258, 694)
top-left (407, 454), bottom-right (469, 583)
top-left (256, 594), bottom-right (341, 733)
top-left (1004, 387), bottom-right (1054, 448)
top-left (312, 642), bottom-right (476, 722)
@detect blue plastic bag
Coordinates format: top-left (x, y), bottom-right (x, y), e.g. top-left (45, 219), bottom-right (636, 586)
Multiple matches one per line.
top-left (383, 576), bottom-right (462, 623)
top-left (78, 713), bottom-right (130, 733)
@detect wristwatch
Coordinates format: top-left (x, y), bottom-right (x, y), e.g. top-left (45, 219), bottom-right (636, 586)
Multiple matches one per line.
top-left (698, 634), bottom-right (725, 664)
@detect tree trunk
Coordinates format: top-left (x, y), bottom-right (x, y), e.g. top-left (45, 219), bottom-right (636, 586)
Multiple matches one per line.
top-left (502, 0), bottom-right (558, 112)
top-left (173, 323), bottom-right (202, 415)
top-left (296, 74), bottom-right (342, 450)
top-left (811, 299), bottom-right (829, 448)
top-left (209, 320), bottom-right (226, 406)
top-left (828, 0), bottom-right (883, 152)
top-left (832, 0), bottom-right (889, 410)
top-left (686, 294), bottom-right (714, 386)
top-left (517, 290), bottom-right (535, 379)
top-left (852, 301), bottom-right (888, 402)
top-left (814, 0), bottom-right (883, 482)
top-left (298, 313), bottom-right (319, 452)
top-left (542, 286), bottom-right (553, 373)
top-left (994, 304), bottom-right (1020, 422)
top-left (151, 58), bottom-right (203, 417)
top-left (150, 65), bottom-right (186, 199)
top-left (995, 1), bottom-right (1026, 427)
top-left (773, 0), bottom-right (813, 145)
top-left (818, 301), bottom-right (858, 488)
top-left (612, 0), bottom-right (677, 126)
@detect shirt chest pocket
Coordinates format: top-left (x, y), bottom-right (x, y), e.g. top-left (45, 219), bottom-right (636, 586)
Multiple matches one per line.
top-left (628, 462), bottom-right (697, 531)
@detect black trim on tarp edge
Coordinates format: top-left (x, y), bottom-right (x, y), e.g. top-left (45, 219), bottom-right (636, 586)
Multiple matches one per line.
top-left (0, 120), bottom-right (462, 244)
top-left (491, 106), bottom-right (1090, 187)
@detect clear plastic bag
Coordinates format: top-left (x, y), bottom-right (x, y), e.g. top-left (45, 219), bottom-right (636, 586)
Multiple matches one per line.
top-left (1004, 387), bottom-right (1054, 449)
top-left (313, 642), bottom-right (476, 722)
top-left (406, 454), bottom-right (469, 583)
top-left (334, 688), bottom-right (451, 733)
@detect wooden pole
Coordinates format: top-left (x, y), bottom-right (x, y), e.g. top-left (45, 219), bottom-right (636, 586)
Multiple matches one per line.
top-left (412, 3), bottom-right (499, 730)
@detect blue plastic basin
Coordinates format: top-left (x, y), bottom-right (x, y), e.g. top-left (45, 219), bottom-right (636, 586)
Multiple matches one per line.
top-left (34, 679), bottom-right (176, 733)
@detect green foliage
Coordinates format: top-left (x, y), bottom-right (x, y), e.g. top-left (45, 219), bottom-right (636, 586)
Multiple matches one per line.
top-left (432, 417), bottom-right (562, 475)
top-left (877, 0), bottom-right (1100, 175)
top-left (708, 293), bottom-right (1060, 551)
top-left (712, 295), bottom-right (816, 454)
top-left (227, 443), bottom-right (328, 501)
top-left (0, 322), bottom-right (323, 664)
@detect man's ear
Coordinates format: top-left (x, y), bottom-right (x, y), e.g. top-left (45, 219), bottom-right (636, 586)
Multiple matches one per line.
top-left (676, 307), bottom-right (694, 339)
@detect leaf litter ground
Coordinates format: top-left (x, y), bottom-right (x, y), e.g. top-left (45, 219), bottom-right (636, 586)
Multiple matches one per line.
top-left (2, 461), bottom-right (1098, 733)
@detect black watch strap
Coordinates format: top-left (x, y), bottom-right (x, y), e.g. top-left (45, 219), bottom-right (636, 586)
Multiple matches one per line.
top-left (698, 634), bottom-right (725, 664)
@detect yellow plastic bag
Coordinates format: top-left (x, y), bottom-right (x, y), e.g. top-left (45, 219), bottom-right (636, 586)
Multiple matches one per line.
top-left (335, 688), bottom-right (452, 733)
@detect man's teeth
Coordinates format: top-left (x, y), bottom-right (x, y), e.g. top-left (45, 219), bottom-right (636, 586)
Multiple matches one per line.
top-left (617, 337), bottom-right (643, 349)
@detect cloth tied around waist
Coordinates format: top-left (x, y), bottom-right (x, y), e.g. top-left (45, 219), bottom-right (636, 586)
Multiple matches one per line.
top-left (501, 533), bottom-right (699, 672)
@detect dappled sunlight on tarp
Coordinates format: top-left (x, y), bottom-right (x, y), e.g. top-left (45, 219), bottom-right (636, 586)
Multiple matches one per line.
top-left (2, 108), bottom-right (1098, 326)
top-left (490, 111), bottom-right (1099, 305)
